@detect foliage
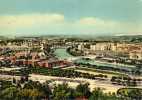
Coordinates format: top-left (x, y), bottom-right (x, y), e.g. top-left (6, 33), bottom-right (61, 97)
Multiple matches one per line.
top-left (0, 79), bottom-right (141, 100)
top-left (117, 88), bottom-right (142, 100)
top-left (53, 83), bottom-right (75, 100)
top-left (75, 83), bottom-right (91, 98)
top-left (31, 67), bottom-right (108, 80)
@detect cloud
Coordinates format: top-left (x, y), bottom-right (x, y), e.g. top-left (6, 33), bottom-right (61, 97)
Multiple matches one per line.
top-left (0, 13), bottom-right (141, 36)
top-left (75, 17), bottom-right (142, 34)
top-left (0, 13), bottom-right (65, 36)
top-left (0, 13), bottom-right (64, 27)
top-left (77, 17), bottom-right (118, 28)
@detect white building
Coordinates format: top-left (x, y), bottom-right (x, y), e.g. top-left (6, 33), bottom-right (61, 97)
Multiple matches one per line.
top-left (90, 45), bottom-right (96, 51)
top-left (90, 43), bottom-right (112, 51)
top-left (78, 44), bottom-right (84, 50)
top-left (129, 51), bottom-right (142, 60)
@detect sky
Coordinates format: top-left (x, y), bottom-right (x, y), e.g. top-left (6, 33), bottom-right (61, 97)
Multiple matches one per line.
top-left (0, 0), bottom-right (142, 37)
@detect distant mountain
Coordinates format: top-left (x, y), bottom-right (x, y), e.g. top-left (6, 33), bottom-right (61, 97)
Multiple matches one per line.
top-left (0, 36), bottom-right (8, 40)
top-left (2, 34), bottom-right (142, 43)
top-left (95, 35), bottom-right (142, 42)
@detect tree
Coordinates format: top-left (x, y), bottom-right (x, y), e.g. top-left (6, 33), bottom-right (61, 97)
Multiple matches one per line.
top-left (12, 78), bottom-right (16, 84)
top-left (18, 88), bottom-right (44, 100)
top-left (89, 88), bottom-right (105, 100)
top-left (41, 81), bottom-right (52, 100)
top-left (105, 92), bottom-right (121, 100)
top-left (75, 83), bottom-right (91, 98)
top-left (128, 89), bottom-right (142, 100)
top-left (89, 88), bottom-right (120, 100)
top-left (0, 86), bottom-right (19, 100)
top-left (23, 80), bottom-right (42, 90)
top-left (117, 88), bottom-right (142, 100)
top-left (52, 83), bottom-right (75, 100)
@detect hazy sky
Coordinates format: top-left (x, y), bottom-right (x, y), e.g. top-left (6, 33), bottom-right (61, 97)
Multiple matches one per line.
top-left (0, 0), bottom-right (142, 37)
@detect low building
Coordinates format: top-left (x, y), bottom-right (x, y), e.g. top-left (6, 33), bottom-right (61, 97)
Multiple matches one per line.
top-left (129, 51), bottom-right (142, 60)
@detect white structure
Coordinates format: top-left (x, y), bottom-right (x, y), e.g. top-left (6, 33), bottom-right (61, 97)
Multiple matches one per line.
top-left (129, 51), bottom-right (142, 60)
top-left (78, 44), bottom-right (84, 50)
top-left (90, 45), bottom-right (96, 51)
top-left (90, 43), bottom-right (112, 51)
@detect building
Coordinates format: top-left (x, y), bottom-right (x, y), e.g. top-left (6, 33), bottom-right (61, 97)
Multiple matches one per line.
top-left (78, 43), bottom-right (84, 50)
top-left (129, 51), bottom-right (142, 60)
top-left (90, 43), bottom-right (112, 51)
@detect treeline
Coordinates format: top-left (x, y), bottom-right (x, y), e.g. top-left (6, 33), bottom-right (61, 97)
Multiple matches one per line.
top-left (111, 76), bottom-right (142, 87)
top-left (31, 67), bottom-right (108, 80)
top-left (28, 67), bottom-right (142, 87)
top-left (1, 67), bottom-right (141, 87)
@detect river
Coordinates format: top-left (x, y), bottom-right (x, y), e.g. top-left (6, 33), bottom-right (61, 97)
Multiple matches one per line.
top-left (54, 48), bottom-right (136, 72)
top-left (54, 48), bottom-right (73, 60)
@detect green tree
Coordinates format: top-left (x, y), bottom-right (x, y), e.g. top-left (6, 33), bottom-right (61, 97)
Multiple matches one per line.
top-left (41, 81), bottom-right (52, 100)
top-left (0, 86), bottom-right (19, 100)
top-left (117, 88), bottom-right (142, 100)
top-left (52, 83), bottom-right (75, 100)
top-left (75, 83), bottom-right (91, 98)
top-left (89, 88), bottom-right (105, 100)
top-left (18, 88), bottom-right (44, 100)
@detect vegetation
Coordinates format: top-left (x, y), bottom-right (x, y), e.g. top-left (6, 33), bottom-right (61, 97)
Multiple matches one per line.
top-left (0, 80), bottom-right (51, 100)
top-left (0, 79), bottom-right (127, 100)
top-left (1, 79), bottom-right (141, 100)
top-left (52, 83), bottom-right (75, 100)
top-left (111, 76), bottom-right (141, 86)
top-left (75, 82), bottom-right (91, 98)
top-left (89, 88), bottom-right (122, 100)
top-left (31, 67), bottom-right (108, 80)
top-left (1, 67), bottom-right (141, 87)
top-left (117, 88), bottom-right (142, 100)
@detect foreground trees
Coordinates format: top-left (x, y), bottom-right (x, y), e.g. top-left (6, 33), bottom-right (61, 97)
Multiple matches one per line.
top-left (89, 88), bottom-right (105, 100)
top-left (53, 83), bottom-right (75, 100)
top-left (0, 80), bottom-right (51, 100)
top-left (0, 79), bottom-right (141, 100)
top-left (18, 88), bottom-right (44, 100)
top-left (89, 88), bottom-right (121, 100)
top-left (0, 86), bottom-right (19, 100)
top-left (75, 83), bottom-right (91, 98)
top-left (117, 88), bottom-right (142, 100)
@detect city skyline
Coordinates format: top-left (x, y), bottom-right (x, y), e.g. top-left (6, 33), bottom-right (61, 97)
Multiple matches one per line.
top-left (0, 0), bottom-right (142, 37)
